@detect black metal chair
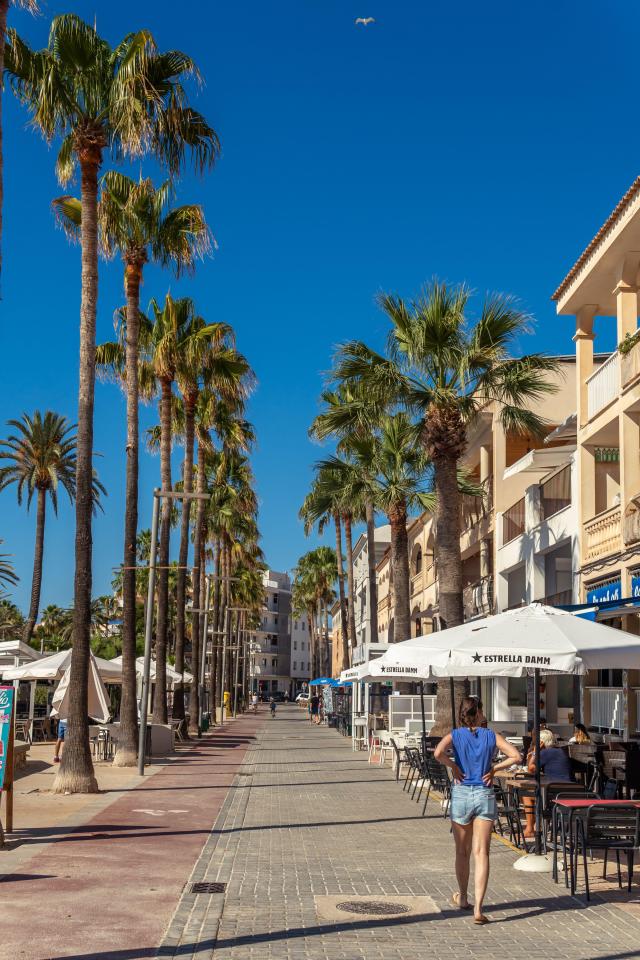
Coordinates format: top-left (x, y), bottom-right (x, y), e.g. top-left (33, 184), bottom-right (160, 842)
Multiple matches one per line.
top-left (549, 786), bottom-right (600, 885)
top-left (390, 737), bottom-right (408, 783)
top-left (402, 747), bottom-right (422, 795)
top-left (574, 804), bottom-right (640, 900)
top-left (420, 752), bottom-right (451, 818)
top-left (493, 781), bottom-right (526, 849)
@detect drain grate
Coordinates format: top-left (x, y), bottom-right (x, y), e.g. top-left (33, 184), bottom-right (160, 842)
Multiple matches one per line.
top-left (191, 882), bottom-right (226, 895)
top-left (336, 900), bottom-right (409, 917)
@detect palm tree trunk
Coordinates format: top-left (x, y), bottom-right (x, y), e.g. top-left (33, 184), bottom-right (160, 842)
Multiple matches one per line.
top-left (54, 151), bottom-right (102, 794)
top-left (365, 501), bottom-right (378, 640)
top-left (388, 500), bottom-right (410, 644)
top-left (0, 0), bottom-right (8, 291)
top-left (333, 513), bottom-right (349, 671)
top-left (343, 513), bottom-right (357, 652)
top-left (174, 391), bottom-right (196, 721)
top-left (188, 438), bottom-right (205, 735)
top-left (153, 376), bottom-right (172, 724)
top-left (23, 488), bottom-right (46, 644)
top-left (432, 454), bottom-right (468, 735)
top-left (113, 260), bottom-right (141, 767)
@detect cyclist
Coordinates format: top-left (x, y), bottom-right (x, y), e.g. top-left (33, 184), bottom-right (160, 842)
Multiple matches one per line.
top-left (270, 697), bottom-right (277, 718)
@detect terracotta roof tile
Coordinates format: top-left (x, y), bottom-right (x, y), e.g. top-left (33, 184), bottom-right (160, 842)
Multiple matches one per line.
top-left (552, 175), bottom-right (640, 302)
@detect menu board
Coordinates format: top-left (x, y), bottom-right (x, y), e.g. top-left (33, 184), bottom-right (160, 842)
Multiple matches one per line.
top-left (0, 685), bottom-right (15, 790)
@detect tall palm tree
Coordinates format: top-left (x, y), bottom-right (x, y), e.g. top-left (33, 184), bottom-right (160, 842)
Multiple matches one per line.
top-left (0, 412), bottom-right (104, 642)
top-left (6, 15), bottom-right (219, 793)
top-left (292, 548), bottom-right (337, 677)
top-left (144, 295), bottom-right (230, 724)
top-left (310, 383), bottom-right (381, 642)
top-left (333, 280), bottom-right (559, 729)
top-left (299, 469), bottom-right (349, 671)
top-left (0, 0), bottom-right (38, 285)
top-left (317, 414), bottom-right (433, 645)
top-left (88, 178), bottom-right (210, 765)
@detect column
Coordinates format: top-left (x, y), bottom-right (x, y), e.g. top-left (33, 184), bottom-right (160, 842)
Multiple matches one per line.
top-left (615, 280), bottom-right (639, 345)
top-left (573, 305), bottom-right (596, 429)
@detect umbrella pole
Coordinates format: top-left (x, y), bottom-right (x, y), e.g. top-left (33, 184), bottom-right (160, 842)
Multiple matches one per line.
top-left (533, 667), bottom-right (542, 857)
top-left (449, 676), bottom-right (456, 729)
top-left (419, 681), bottom-right (427, 748)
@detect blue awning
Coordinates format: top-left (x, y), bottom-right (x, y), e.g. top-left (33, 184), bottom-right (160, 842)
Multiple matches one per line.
top-left (558, 595), bottom-right (640, 621)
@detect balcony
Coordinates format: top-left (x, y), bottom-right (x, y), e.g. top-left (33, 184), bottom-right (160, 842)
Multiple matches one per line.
top-left (587, 350), bottom-right (619, 419)
top-left (621, 336), bottom-right (640, 388)
top-left (503, 497), bottom-right (525, 544)
top-left (588, 687), bottom-right (623, 731)
top-left (411, 570), bottom-right (423, 596)
top-left (584, 506), bottom-right (621, 562)
top-left (463, 576), bottom-right (493, 620)
top-left (536, 589), bottom-right (573, 608)
top-left (540, 465), bottom-right (571, 521)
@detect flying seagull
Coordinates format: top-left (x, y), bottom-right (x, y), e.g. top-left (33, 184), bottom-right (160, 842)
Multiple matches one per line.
top-left (355, 17), bottom-right (375, 26)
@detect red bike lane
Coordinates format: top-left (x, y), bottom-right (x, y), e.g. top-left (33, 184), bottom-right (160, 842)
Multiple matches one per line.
top-left (0, 711), bottom-right (265, 960)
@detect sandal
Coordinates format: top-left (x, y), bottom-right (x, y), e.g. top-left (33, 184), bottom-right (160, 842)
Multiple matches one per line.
top-left (451, 892), bottom-right (472, 910)
top-left (474, 914), bottom-right (490, 925)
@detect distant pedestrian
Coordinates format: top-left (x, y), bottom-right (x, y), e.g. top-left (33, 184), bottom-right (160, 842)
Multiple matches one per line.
top-left (434, 698), bottom-right (520, 924)
top-left (250, 693), bottom-right (258, 713)
top-left (270, 698), bottom-right (277, 718)
top-left (310, 694), bottom-right (320, 724)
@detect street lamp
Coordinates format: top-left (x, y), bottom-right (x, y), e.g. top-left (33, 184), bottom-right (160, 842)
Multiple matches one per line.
top-left (138, 487), bottom-right (210, 777)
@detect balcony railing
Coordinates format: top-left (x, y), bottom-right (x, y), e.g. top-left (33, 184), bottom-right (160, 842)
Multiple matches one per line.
top-left (503, 497), bottom-right (525, 544)
top-left (584, 506), bottom-right (621, 562)
top-left (463, 576), bottom-right (493, 620)
top-left (540, 465), bottom-right (571, 520)
top-left (587, 350), bottom-right (619, 419)
top-left (461, 476), bottom-right (493, 532)
top-left (589, 687), bottom-right (623, 731)
top-left (536, 589), bottom-right (573, 608)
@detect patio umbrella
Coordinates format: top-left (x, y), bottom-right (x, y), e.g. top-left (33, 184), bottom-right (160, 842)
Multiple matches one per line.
top-left (109, 656), bottom-right (193, 684)
top-left (309, 677), bottom-right (337, 686)
top-left (2, 648), bottom-right (122, 683)
top-left (50, 653), bottom-right (111, 724)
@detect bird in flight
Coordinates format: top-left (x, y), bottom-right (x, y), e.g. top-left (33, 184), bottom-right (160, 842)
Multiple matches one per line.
top-left (355, 17), bottom-right (375, 26)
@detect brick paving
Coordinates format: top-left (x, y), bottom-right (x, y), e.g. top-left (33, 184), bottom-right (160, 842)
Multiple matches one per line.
top-left (159, 705), bottom-right (640, 960)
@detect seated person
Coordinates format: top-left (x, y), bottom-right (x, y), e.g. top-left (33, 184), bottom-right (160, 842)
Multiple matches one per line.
top-left (523, 729), bottom-right (572, 838)
top-left (569, 723), bottom-right (591, 744)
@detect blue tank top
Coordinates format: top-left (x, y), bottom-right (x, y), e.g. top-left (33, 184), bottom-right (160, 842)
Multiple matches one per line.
top-left (451, 727), bottom-right (496, 787)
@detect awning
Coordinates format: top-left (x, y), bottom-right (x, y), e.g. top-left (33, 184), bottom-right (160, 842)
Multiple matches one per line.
top-left (559, 596), bottom-right (640, 622)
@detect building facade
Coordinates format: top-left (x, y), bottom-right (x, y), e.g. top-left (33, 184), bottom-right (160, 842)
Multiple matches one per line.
top-left (248, 570), bottom-right (293, 697)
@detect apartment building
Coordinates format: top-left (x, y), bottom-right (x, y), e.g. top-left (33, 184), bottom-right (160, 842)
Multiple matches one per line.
top-left (552, 177), bottom-right (640, 737)
top-left (248, 569), bottom-right (293, 697)
top-left (290, 613), bottom-right (312, 694)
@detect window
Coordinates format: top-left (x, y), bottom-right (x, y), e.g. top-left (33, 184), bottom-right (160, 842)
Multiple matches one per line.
top-left (294, 621), bottom-right (298, 630)
top-left (507, 677), bottom-right (527, 707)
top-left (557, 675), bottom-right (573, 709)
top-left (302, 621), bottom-right (305, 630)
top-left (272, 658), bottom-right (277, 669)
top-left (301, 641), bottom-right (305, 651)
top-left (261, 658), bottom-right (266, 667)
top-left (273, 594), bottom-right (278, 605)
top-left (274, 615), bottom-right (278, 625)
top-left (293, 661), bottom-right (297, 670)
top-left (293, 641), bottom-right (297, 650)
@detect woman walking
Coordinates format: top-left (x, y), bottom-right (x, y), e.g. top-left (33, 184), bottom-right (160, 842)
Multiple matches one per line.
top-left (435, 698), bottom-right (520, 924)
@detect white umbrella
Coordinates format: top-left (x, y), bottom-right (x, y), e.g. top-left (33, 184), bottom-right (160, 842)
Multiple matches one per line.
top-left (2, 648), bottom-right (122, 683)
top-left (50, 653), bottom-right (111, 723)
top-left (110, 656), bottom-right (193, 684)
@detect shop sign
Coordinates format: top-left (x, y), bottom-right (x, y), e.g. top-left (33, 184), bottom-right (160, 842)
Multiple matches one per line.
top-left (632, 574), bottom-right (640, 598)
top-left (0, 686), bottom-right (15, 790)
top-left (586, 580), bottom-right (621, 605)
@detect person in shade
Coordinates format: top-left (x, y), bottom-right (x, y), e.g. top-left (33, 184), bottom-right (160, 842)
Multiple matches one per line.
top-left (435, 698), bottom-right (521, 925)
top-left (523, 728), bottom-right (573, 837)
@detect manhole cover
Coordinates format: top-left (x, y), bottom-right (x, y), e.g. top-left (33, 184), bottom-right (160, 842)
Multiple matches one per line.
top-left (191, 882), bottom-right (226, 894)
top-left (336, 900), bottom-right (410, 916)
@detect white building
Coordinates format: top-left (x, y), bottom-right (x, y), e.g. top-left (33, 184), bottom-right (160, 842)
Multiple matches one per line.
top-left (352, 524), bottom-right (391, 657)
top-left (248, 570), bottom-right (293, 697)
top-left (290, 615), bottom-right (311, 692)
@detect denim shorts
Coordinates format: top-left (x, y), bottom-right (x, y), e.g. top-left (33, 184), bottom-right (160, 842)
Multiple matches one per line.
top-left (57, 720), bottom-right (67, 740)
top-left (450, 784), bottom-right (497, 825)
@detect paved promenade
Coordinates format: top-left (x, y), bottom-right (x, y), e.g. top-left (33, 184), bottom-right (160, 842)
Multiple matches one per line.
top-left (0, 712), bottom-right (264, 960)
top-left (161, 705), bottom-right (640, 960)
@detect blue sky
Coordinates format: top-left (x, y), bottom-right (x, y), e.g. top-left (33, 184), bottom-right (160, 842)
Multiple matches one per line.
top-left (1, 0), bottom-right (638, 612)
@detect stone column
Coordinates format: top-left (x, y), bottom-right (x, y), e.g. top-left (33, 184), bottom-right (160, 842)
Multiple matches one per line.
top-left (573, 305), bottom-right (597, 429)
top-left (615, 279), bottom-right (639, 345)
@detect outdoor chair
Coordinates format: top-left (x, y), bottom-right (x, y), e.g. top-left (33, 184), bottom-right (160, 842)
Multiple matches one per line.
top-left (378, 736), bottom-right (394, 767)
top-left (368, 731), bottom-right (381, 763)
top-left (403, 747), bottom-right (422, 795)
top-left (420, 752), bottom-right (451, 818)
top-left (547, 786), bottom-right (600, 884)
top-left (574, 804), bottom-right (640, 900)
top-left (390, 737), bottom-right (408, 782)
top-left (493, 781), bottom-right (526, 849)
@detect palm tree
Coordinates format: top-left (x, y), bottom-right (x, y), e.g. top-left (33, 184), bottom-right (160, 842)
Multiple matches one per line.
top-left (310, 383), bottom-right (381, 643)
top-left (0, 0), bottom-right (38, 285)
top-left (6, 15), bottom-right (219, 793)
top-left (0, 412), bottom-right (105, 643)
top-left (299, 470), bottom-right (349, 671)
top-left (292, 548), bottom-right (337, 677)
top-left (317, 413), bottom-right (433, 645)
top-left (144, 295), bottom-right (231, 724)
top-left (0, 598), bottom-right (23, 640)
top-left (332, 280), bottom-right (560, 728)
top-left (0, 539), bottom-right (18, 599)
top-left (86, 176), bottom-right (210, 766)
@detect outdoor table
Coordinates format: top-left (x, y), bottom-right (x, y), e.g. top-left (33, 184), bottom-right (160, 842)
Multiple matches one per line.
top-left (551, 798), bottom-right (640, 891)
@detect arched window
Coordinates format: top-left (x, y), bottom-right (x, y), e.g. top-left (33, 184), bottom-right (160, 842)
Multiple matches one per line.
top-left (413, 546), bottom-right (423, 574)
top-left (415, 617), bottom-right (422, 637)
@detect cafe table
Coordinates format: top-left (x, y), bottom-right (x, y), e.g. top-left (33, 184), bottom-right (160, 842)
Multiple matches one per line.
top-left (551, 798), bottom-right (640, 891)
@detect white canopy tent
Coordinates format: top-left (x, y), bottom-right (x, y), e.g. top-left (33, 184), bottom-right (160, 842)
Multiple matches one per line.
top-left (2, 648), bottom-right (122, 683)
top-left (110, 656), bottom-right (193, 684)
top-left (51, 655), bottom-right (111, 724)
